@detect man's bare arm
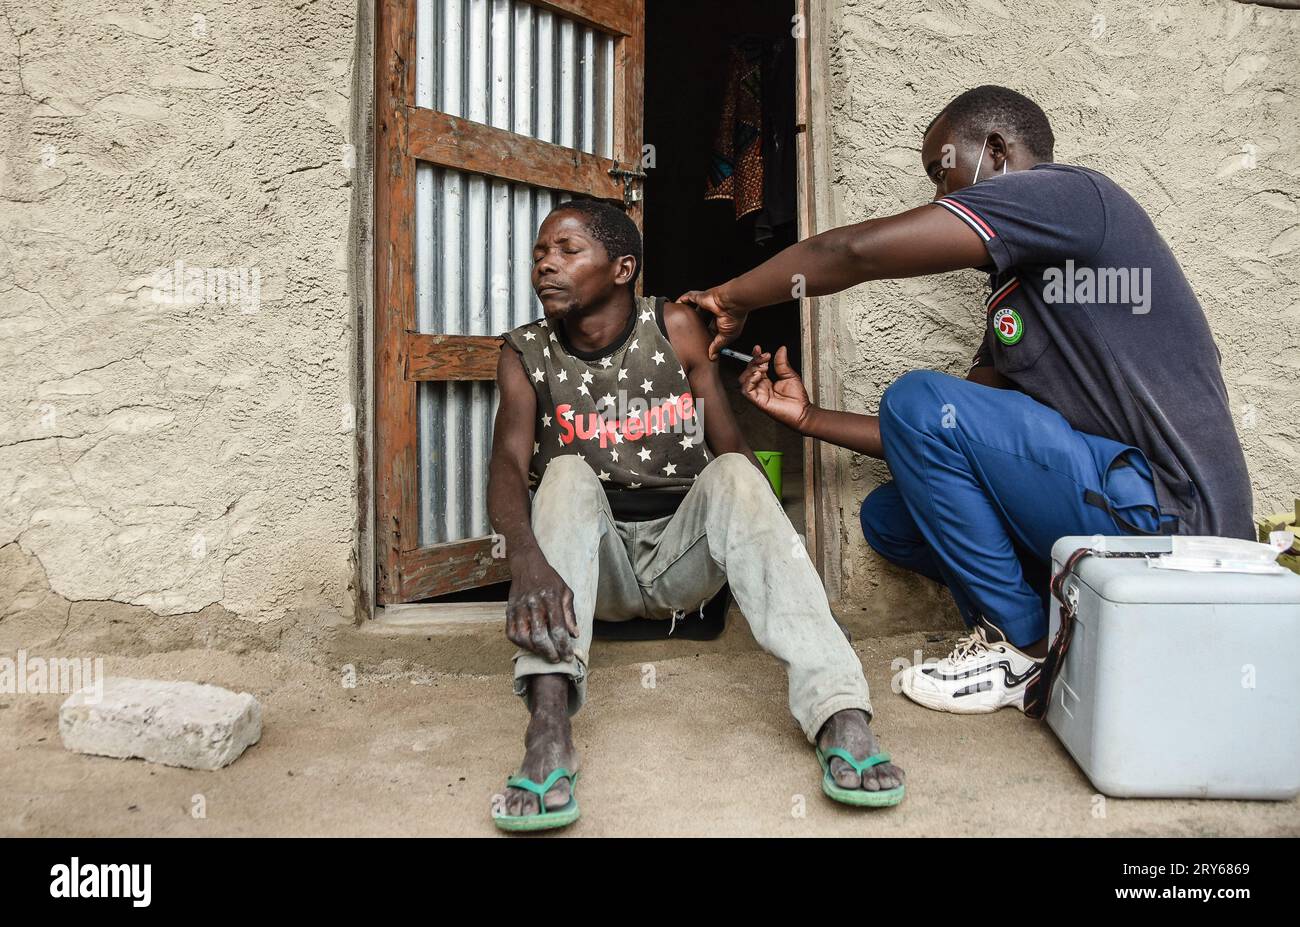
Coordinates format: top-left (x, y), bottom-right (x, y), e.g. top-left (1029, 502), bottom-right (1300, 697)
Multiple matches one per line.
top-left (737, 345), bottom-right (884, 458)
top-left (719, 204), bottom-right (988, 310)
top-left (680, 205), bottom-right (991, 359)
top-left (739, 346), bottom-right (1011, 459)
top-left (488, 345), bottom-right (578, 663)
top-left (662, 301), bottom-right (763, 473)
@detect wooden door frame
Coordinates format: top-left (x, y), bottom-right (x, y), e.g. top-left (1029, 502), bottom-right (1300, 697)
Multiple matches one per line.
top-left (373, 0), bottom-right (645, 606)
top-left (795, 0), bottom-right (842, 597)
top-left (370, 0), bottom-right (842, 609)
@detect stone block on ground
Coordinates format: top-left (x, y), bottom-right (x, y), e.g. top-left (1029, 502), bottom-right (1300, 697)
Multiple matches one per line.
top-left (59, 677), bottom-right (262, 770)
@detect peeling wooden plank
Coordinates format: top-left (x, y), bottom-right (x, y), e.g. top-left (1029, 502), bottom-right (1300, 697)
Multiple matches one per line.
top-left (375, 0), bottom-right (419, 603)
top-left (400, 538), bottom-right (511, 600)
top-left (407, 108), bottom-right (623, 200)
top-left (406, 333), bottom-right (503, 381)
top-left (529, 0), bottom-right (633, 35)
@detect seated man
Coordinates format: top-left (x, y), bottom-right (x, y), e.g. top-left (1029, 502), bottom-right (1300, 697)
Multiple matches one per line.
top-left (488, 199), bottom-right (903, 831)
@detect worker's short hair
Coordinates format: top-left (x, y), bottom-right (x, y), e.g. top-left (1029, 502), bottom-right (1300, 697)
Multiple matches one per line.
top-left (547, 198), bottom-right (642, 290)
top-left (926, 85), bottom-right (1055, 163)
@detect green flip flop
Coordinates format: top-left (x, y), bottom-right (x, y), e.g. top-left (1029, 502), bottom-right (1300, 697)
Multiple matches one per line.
top-left (492, 768), bottom-right (581, 833)
top-left (816, 747), bottom-right (905, 807)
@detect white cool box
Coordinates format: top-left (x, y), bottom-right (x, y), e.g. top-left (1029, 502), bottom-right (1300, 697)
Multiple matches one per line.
top-left (1046, 535), bottom-right (1300, 800)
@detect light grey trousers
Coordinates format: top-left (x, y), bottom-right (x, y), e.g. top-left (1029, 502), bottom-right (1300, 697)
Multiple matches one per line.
top-left (513, 453), bottom-right (873, 742)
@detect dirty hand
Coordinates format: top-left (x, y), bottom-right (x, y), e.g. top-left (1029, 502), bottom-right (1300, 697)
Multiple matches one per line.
top-left (676, 286), bottom-right (747, 361)
top-left (740, 344), bottom-right (813, 432)
top-left (505, 551), bottom-right (578, 663)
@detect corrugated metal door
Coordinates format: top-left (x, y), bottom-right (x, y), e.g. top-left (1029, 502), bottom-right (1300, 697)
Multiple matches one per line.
top-left (376, 0), bottom-right (646, 603)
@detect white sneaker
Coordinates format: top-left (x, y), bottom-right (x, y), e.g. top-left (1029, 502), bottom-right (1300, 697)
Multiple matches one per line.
top-left (899, 623), bottom-right (1043, 714)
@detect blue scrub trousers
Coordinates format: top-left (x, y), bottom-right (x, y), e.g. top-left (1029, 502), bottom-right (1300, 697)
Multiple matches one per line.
top-left (860, 370), bottom-right (1169, 647)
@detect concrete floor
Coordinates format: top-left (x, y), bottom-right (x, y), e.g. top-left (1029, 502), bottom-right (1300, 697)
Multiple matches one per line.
top-left (2, 618), bottom-right (1297, 837)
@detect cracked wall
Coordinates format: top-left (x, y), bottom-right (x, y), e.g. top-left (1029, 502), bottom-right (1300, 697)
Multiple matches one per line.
top-left (824, 0), bottom-right (1300, 613)
top-left (1, 2), bottom-right (364, 624)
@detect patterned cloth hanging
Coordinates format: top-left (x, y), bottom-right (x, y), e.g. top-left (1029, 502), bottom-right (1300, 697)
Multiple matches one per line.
top-left (704, 42), bottom-right (765, 221)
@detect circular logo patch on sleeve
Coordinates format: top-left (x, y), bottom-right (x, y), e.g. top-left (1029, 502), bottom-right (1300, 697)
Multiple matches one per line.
top-left (993, 307), bottom-right (1023, 345)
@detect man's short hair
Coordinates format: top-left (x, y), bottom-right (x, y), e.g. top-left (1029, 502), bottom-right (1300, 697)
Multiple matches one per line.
top-left (548, 198), bottom-right (642, 290)
top-left (926, 85), bottom-right (1055, 162)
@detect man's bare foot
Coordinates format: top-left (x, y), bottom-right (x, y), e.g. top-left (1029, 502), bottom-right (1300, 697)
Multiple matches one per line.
top-left (817, 709), bottom-right (905, 792)
top-left (499, 674), bottom-right (578, 817)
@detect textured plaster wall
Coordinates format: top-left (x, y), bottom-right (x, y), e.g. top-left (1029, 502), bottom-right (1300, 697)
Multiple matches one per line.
top-left (0, 1), bottom-right (366, 625)
top-left (823, 0), bottom-right (1300, 614)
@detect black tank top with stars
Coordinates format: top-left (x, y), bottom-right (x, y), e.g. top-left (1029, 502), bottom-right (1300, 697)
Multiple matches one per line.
top-left (501, 296), bottom-right (712, 520)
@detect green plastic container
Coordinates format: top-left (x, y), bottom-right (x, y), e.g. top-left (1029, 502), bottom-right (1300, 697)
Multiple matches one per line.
top-left (754, 451), bottom-right (783, 498)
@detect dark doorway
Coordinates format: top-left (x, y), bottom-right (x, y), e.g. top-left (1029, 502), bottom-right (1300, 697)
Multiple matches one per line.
top-left (642, 0), bottom-right (805, 528)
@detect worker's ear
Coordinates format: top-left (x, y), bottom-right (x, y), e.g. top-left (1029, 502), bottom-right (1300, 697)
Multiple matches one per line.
top-left (612, 254), bottom-right (637, 287)
top-left (986, 131), bottom-right (1010, 172)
